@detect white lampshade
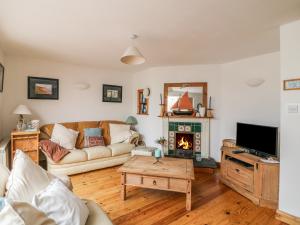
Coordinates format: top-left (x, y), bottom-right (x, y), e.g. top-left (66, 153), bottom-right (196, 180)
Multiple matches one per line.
top-left (121, 46), bottom-right (146, 65)
top-left (13, 104), bottom-right (32, 115)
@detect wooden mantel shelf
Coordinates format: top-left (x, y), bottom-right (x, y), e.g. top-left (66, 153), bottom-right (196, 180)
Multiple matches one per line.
top-left (158, 116), bottom-right (213, 119)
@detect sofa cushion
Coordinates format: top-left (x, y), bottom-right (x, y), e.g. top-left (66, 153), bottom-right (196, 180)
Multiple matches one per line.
top-left (76, 121), bottom-right (100, 149)
top-left (108, 143), bottom-right (134, 156)
top-left (83, 128), bottom-right (105, 148)
top-left (56, 149), bottom-right (88, 164)
top-left (6, 150), bottom-right (52, 203)
top-left (109, 123), bottom-right (131, 144)
top-left (32, 179), bottom-right (89, 225)
top-left (99, 120), bottom-right (126, 145)
top-left (0, 200), bottom-right (56, 225)
top-left (40, 122), bottom-right (79, 141)
top-left (83, 146), bottom-right (112, 160)
top-left (0, 164), bottom-right (10, 197)
top-left (50, 123), bottom-right (79, 150)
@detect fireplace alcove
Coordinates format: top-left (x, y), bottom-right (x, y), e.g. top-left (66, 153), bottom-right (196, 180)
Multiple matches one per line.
top-left (176, 132), bottom-right (194, 158)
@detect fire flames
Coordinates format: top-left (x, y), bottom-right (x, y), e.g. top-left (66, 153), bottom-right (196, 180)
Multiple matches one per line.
top-left (178, 137), bottom-right (192, 150)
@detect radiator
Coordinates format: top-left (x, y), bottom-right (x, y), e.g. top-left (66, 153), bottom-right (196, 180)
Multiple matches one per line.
top-left (0, 137), bottom-right (10, 167)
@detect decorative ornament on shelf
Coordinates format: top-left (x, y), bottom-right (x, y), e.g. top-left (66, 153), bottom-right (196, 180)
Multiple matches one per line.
top-left (121, 34), bottom-right (146, 65)
top-left (206, 96), bottom-right (214, 118)
top-left (13, 104), bottom-right (32, 131)
top-left (159, 93), bottom-right (165, 117)
top-left (197, 103), bottom-right (206, 117)
top-left (143, 88), bottom-right (150, 98)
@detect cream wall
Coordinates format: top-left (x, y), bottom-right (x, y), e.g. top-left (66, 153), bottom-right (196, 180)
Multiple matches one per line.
top-left (279, 20), bottom-right (300, 217)
top-left (219, 52), bottom-right (280, 141)
top-left (0, 49), bottom-right (4, 140)
top-left (2, 56), bottom-right (133, 136)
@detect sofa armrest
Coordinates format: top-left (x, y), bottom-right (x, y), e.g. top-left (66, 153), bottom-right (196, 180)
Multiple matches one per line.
top-left (85, 200), bottom-right (114, 225)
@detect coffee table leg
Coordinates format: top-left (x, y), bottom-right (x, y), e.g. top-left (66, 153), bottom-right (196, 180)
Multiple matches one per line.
top-left (186, 180), bottom-right (192, 211)
top-left (121, 172), bottom-right (126, 200)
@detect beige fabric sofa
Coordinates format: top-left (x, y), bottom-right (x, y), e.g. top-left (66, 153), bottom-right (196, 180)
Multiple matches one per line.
top-left (40, 121), bottom-right (135, 175)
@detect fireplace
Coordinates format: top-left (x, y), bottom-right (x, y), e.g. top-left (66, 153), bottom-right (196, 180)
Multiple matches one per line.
top-left (176, 132), bottom-right (194, 158)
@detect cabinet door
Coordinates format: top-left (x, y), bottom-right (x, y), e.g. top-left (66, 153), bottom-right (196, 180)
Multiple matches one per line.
top-left (260, 164), bottom-right (279, 201)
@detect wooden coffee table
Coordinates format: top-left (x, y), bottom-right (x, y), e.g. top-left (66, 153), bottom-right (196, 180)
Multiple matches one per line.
top-left (117, 156), bottom-right (195, 210)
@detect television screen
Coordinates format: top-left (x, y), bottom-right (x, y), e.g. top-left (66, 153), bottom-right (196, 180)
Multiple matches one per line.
top-left (236, 123), bottom-right (278, 156)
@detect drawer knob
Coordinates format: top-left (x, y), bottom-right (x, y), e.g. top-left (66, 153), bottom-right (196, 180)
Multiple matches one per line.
top-left (235, 168), bottom-right (240, 173)
top-left (153, 180), bottom-right (157, 185)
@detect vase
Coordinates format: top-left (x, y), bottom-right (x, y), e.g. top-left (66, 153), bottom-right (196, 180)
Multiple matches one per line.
top-left (200, 107), bottom-right (206, 117)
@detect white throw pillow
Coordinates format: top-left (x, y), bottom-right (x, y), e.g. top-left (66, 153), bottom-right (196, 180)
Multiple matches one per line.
top-left (32, 179), bottom-right (89, 225)
top-left (6, 150), bottom-right (51, 203)
top-left (0, 164), bottom-right (10, 197)
top-left (0, 200), bottom-right (56, 225)
top-left (50, 123), bottom-right (79, 149)
top-left (109, 124), bottom-right (131, 144)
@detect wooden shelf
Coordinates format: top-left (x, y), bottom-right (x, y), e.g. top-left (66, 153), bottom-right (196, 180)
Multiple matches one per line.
top-left (137, 89), bottom-right (149, 115)
top-left (158, 115), bottom-right (213, 119)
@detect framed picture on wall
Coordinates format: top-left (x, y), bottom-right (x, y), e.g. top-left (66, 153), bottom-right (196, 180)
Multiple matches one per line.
top-left (0, 63), bottom-right (4, 92)
top-left (28, 76), bottom-right (59, 100)
top-left (102, 84), bottom-right (122, 103)
top-left (283, 78), bottom-right (300, 90)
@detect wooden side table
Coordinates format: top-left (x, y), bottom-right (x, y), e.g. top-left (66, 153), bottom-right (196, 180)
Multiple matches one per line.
top-left (11, 130), bottom-right (40, 167)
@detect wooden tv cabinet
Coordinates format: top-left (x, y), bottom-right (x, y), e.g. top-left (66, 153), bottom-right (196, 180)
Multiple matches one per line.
top-left (220, 146), bottom-right (279, 209)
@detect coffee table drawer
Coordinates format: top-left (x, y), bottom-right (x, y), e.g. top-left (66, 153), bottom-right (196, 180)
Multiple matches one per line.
top-left (169, 178), bottom-right (187, 192)
top-left (142, 176), bottom-right (168, 189)
top-left (126, 174), bottom-right (142, 185)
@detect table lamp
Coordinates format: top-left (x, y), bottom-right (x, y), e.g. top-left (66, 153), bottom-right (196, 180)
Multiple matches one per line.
top-left (126, 116), bottom-right (138, 130)
top-left (13, 104), bottom-right (32, 131)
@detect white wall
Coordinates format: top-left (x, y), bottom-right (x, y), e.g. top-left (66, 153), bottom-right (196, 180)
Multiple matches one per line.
top-left (279, 20), bottom-right (300, 217)
top-left (220, 52), bottom-right (280, 140)
top-left (0, 49), bottom-right (4, 140)
top-left (2, 56), bottom-right (133, 136)
top-left (131, 65), bottom-right (222, 160)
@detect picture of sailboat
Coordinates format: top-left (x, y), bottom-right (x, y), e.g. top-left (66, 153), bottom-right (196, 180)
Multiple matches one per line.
top-left (171, 91), bottom-right (194, 115)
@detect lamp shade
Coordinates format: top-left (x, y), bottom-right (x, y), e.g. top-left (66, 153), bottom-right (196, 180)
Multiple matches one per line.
top-left (120, 46), bottom-right (146, 65)
top-left (126, 116), bottom-right (138, 125)
top-left (13, 104), bottom-right (32, 115)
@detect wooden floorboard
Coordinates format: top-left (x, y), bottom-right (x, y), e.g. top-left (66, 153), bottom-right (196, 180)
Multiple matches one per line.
top-left (71, 166), bottom-right (286, 225)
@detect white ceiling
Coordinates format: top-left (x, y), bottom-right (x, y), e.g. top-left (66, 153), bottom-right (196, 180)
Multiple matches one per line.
top-left (0, 0), bottom-right (300, 70)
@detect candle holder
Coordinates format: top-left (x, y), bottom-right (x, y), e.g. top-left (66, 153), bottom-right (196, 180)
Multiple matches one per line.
top-left (153, 156), bottom-right (162, 164)
top-left (159, 104), bottom-right (165, 117)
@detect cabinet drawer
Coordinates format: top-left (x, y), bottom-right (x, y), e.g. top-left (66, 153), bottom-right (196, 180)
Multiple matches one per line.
top-left (12, 150), bottom-right (38, 164)
top-left (126, 174), bottom-right (142, 185)
top-left (169, 178), bottom-right (187, 192)
top-left (227, 162), bottom-right (254, 192)
top-left (142, 176), bottom-right (168, 189)
top-left (13, 139), bottom-right (37, 152)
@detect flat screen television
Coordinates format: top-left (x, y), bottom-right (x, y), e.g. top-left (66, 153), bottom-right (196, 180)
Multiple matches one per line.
top-left (236, 122), bottom-right (278, 157)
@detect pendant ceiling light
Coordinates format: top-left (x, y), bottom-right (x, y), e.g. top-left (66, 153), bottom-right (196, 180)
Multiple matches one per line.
top-left (121, 34), bottom-right (145, 65)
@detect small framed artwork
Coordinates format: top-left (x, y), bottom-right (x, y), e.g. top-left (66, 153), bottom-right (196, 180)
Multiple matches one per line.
top-left (28, 76), bottom-right (59, 100)
top-left (102, 84), bottom-right (122, 103)
top-left (283, 78), bottom-right (300, 91)
top-left (0, 63), bottom-right (4, 92)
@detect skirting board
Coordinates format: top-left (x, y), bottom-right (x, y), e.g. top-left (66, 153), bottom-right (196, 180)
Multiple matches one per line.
top-left (276, 210), bottom-right (300, 225)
